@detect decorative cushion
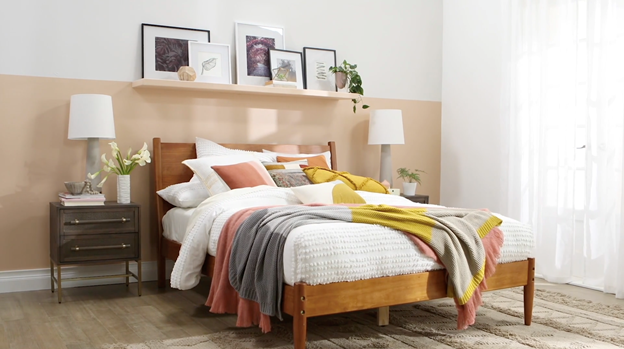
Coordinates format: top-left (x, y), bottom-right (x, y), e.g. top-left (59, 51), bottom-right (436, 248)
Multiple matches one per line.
top-left (263, 160), bottom-right (308, 170)
top-left (268, 169), bottom-right (313, 188)
top-left (183, 154), bottom-right (261, 195)
top-left (277, 155), bottom-right (330, 169)
top-left (211, 161), bottom-right (277, 190)
top-left (291, 181), bottom-right (366, 204)
top-left (262, 149), bottom-right (332, 169)
top-left (196, 137), bottom-right (276, 162)
top-left (156, 182), bottom-right (209, 208)
top-left (303, 167), bottom-right (390, 194)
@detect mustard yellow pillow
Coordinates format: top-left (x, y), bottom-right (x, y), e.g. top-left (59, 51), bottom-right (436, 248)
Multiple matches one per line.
top-left (303, 167), bottom-right (389, 194)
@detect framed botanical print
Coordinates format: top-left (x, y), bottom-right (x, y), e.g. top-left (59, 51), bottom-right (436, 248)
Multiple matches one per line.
top-left (188, 42), bottom-right (231, 84)
top-left (269, 49), bottom-right (304, 89)
top-left (235, 22), bottom-right (285, 86)
top-left (142, 23), bottom-right (210, 79)
top-left (303, 47), bottom-right (337, 91)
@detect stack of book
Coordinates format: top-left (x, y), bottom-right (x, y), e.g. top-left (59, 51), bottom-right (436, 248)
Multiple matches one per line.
top-left (59, 192), bottom-right (106, 206)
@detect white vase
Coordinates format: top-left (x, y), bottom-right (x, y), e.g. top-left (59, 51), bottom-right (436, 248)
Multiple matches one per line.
top-left (117, 175), bottom-right (131, 204)
top-left (402, 182), bottom-right (418, 196)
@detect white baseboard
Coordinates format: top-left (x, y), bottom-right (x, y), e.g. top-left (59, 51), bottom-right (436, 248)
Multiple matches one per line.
top-left (0, 260), bottom-right (174, 294)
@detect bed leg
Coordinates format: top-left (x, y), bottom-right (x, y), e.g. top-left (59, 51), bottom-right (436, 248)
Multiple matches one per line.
top-left (524, 258), bottom-right (535, 325)
top-left (157, 255), bottom-right (166, 289)
top-left (377, 306), bottom-right (390, 326)
top-left (294, 283), bottom-right (308, 349)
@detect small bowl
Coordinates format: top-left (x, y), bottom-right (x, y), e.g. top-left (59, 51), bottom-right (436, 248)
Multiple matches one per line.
top-left (64, 181), bottom-right (85, 195)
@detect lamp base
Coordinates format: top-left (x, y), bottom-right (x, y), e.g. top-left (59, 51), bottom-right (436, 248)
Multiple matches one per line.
top-left (86, 138), bottom-right (102, 192)
top-left (380, 144), bottom-right (393, 187)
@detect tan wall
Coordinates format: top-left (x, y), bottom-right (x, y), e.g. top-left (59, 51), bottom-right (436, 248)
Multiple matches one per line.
top-left (0, 74), bottom-right (441, 272)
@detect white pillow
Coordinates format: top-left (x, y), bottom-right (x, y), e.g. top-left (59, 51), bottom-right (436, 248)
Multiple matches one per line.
top-left (291, 180), bottom-right (365, 204)
top-left (262, 149), bottom-right (332, 169)
top-left (196, 137), bottom-right (276, 162)
top-left (157, 182), bottom-right (209, 208)
top-left (183, 154), bottom-right (260, 195)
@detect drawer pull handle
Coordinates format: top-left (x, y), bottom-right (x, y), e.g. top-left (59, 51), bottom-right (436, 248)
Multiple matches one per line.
top-left (70, 243), bottom-right (131, 251)
top-left (69, 218), bottom-right (131, 225)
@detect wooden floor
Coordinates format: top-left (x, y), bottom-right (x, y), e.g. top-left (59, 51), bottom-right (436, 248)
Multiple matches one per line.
top-left (0, 277), bottom-right (622, 349)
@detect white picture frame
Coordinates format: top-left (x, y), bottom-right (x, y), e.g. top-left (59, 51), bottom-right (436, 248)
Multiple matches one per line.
top-left (188, 42), bottom-right (231, 84)
top-left (142, 24), bottom-right (210, 80)
top-left (235, 22), bottom-right (285, 86)
top-left (269, 49), bottom-right (304, 89)
top-left (303, 47), bottom-right (337, 91)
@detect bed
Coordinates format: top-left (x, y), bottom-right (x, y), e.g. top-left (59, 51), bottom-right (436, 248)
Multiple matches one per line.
top-left (152, 137), bottom-right (535, 349)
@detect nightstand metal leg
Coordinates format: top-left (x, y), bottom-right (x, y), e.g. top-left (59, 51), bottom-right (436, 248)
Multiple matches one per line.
top-left (50, 259), bottom-right (54, 293)
top-left (137, 260), bottom-right (142, 296)
top-left (125, 261), bottom-right (130, 287)
top-left (57, 265), bottom-right (62, 304)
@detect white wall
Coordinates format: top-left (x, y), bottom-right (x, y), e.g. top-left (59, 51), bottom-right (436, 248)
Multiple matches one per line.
top-left (440, 0), bottom-right (505, 212)
top-left (0, 0), bottom-right (442, 102)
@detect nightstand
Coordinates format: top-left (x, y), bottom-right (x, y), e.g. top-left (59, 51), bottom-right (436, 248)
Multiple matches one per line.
top-left (49, 202), bottom-right (141, 303)
top-left (400, 194), bottom-right (429, 204)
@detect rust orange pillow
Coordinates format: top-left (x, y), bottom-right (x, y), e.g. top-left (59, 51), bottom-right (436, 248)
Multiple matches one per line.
top-left (277, 155), bottom-right (330, 169)
top-left (211, 161), bottom-right (277, 190)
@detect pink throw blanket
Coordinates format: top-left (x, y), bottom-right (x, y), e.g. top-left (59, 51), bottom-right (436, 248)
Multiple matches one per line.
top-left (206, 205), bottom-right (504, 332)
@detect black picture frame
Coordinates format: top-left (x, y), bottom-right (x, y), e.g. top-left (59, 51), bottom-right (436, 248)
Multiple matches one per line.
top-left (268, 49), bottom-right (304, 89)
top-left (141, 23), bottom-right (210, 79)
top-left (303, 47), bottom-right (337, 91)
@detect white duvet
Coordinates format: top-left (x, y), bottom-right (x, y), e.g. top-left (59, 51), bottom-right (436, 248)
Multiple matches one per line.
top-left (170, 186), bottom-right (534, 290)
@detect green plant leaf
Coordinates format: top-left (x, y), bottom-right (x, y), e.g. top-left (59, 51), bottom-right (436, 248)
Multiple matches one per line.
top-left (353, 105), bottom-right (356, 113)
top-left (362, 105), bottom-right (370, 109)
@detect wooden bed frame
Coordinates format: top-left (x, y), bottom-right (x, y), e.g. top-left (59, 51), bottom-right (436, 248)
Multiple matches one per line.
top-left (152, 137), bottom-right (535, 349)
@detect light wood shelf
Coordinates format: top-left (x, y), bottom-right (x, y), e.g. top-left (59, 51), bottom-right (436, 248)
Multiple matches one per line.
top-left (132, 79), bottom-right (358, 100)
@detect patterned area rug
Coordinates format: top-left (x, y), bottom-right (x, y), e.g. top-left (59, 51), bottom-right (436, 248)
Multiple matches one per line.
top-left (103, 288), bottom-right (624, 349)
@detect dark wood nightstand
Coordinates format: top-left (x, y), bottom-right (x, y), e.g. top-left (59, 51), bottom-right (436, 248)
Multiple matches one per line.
top-left (400, 194), bottom-right (429, 204)
top-left (49, 202), bottom-right (141, 303)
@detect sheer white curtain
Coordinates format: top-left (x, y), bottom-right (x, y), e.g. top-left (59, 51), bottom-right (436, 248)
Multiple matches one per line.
top-left (502, 0), bottom-right (624, 297)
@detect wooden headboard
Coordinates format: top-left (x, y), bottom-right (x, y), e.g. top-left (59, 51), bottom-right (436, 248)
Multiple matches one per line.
top-left (151, 137), bottom-right (337, 249)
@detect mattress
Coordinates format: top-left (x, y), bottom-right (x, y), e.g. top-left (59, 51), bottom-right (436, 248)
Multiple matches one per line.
top-left (169, 189), bottom-right (534, 288)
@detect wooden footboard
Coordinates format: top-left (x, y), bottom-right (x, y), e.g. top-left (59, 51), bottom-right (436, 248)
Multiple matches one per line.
top-left (283, 258), bottom-right (536, 349)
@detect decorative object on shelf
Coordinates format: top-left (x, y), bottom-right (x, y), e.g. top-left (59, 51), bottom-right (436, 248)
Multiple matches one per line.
top-left (141, 23), bottom-right (210, 80)
top-left (329, 60), bottom-right (370, 113)
top-left (64, 181), bottom-right (85, 195)
top-left (303, 47), bottom-right (337, 92)
top-left (88, 142), bottom-right (151, 204)
top-left (368, 109), bottom-right (405, 187)
top-left (188, 42), bottom-right (231, 84)
top-left (68, 94), bottom-right (116, 191)
top-left (177, 66), bottom-right (197, 81)
top-left (269, 49), bottom-right (303, 89)
top-left (396, 167), bottom-right (424, 196)
top-left (235, 22), bottom-right (285, 86)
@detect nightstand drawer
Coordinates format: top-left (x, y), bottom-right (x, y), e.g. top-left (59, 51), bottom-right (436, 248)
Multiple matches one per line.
top-left (61, 208), bottom-right (138, 235)
top-left (59, 233), bottom-right (139, 263)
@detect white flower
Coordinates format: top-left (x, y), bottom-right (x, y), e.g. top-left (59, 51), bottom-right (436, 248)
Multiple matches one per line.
top-left (109, 142), bottom-right (120, 157)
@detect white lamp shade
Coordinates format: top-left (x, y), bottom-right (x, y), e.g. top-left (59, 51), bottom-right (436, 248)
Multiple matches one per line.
top-left (68, 94), bottom-right (116, 140)
top-left (368, 109), bottom-right (405, 145)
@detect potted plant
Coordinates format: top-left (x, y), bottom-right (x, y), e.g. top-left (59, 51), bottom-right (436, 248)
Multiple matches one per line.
top-left (329, 60), bottom-right (370, 113)
top-left (396, 167), bottom-right (424, 196)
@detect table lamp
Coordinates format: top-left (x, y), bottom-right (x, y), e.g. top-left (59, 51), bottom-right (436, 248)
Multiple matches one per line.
top-left (68, 94), bottom-right (116, 191)
top-left (368, 109), bottom-right (405, 187)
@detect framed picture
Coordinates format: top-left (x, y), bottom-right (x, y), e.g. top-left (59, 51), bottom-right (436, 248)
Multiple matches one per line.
top-left (142, 23), bottom-right (210, 79)
top-left (188, 42), bottom-right (231, 84)
top-left (303, 47), bottom-right (337, 91)
top-left (235, 22), bottom-right (285, 86)
top-left (269, 49), bottom-right (304, 89)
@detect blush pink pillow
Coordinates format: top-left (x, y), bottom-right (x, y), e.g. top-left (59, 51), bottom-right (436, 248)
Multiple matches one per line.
top-left (211, 161), bottom-right (277, 190)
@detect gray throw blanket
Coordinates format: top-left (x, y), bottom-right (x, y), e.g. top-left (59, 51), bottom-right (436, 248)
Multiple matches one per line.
top-left (229, 204), bottom-right (501, 320)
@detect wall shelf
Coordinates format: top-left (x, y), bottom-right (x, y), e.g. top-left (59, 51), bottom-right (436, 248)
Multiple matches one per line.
top-left (132, 79), bottom-right (358, 100)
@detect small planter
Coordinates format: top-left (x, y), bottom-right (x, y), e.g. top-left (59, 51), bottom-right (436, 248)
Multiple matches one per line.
top-left (335, 72), bottom-right (348, 89)
top-left (402, 182), bottom-right (418, 196)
